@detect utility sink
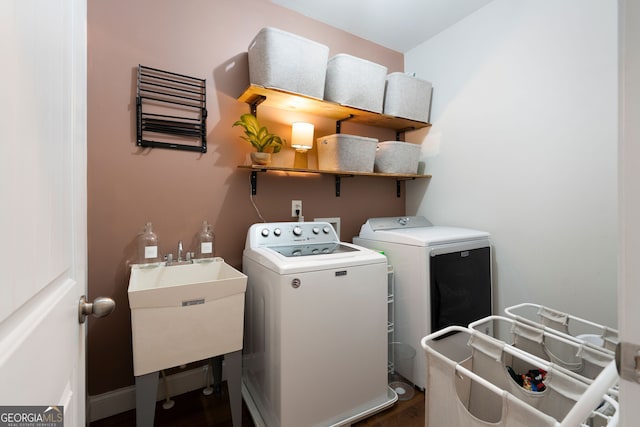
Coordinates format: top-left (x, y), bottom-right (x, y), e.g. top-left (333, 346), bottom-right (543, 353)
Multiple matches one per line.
top-left (128, 258), bottom-right (247, 376)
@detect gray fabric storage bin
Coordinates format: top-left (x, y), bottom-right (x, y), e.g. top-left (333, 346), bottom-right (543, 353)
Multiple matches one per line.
top-left (383, 72), bottom-right (432, 122)
top-left (324, 54), bottom-right (388, 113)
top-left (317, 134), bottom-right (378, 172)
top-left (374, 141), bottom-right (421, 174)
top-left (248, 27), bottom-right (329, 99)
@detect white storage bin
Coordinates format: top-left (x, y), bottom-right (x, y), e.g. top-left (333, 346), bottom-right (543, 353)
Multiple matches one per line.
top-left (324, 54), bottom-right (388, 113)
top-left (317, 134), bottom-right (378, 172)
top-left (375, 141), bottom-right (421, 174)
top-left (248, 27), bottom-right (330, 99)
top-left (383, 72), bottom-right (432, 122)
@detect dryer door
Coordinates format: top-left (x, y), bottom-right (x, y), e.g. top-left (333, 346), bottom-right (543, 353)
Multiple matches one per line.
top-left (430, 245), bottom-right (492, 333)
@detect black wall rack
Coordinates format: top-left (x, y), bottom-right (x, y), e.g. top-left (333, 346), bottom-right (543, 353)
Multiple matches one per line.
top-left (136, 65), bottom-right (207, 153)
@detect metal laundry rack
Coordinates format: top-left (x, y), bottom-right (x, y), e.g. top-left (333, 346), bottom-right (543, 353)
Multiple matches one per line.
top-left (504, 303), bottom-right (618, 352)
top-left (136, 65), bottom-right (207, 153)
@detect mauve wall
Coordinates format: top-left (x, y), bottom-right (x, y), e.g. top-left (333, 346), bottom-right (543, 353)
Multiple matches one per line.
top-left (87, 0), bottom-right (404, 395)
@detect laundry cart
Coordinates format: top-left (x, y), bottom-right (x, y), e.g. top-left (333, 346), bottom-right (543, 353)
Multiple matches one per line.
top-left (504, 303), bottom-right (619, 352)
top-left (421, 324), bottom-right (619, 427)
top-left (468, 315), bottom-right (615, 382)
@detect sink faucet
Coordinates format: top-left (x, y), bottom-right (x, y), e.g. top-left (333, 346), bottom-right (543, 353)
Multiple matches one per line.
top-left (164, 240), bottom-right (194, 266)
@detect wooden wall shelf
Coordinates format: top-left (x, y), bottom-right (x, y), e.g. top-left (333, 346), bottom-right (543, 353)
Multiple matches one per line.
top-left (236, 85), bottom-right (432, 197)
top-left (237, 165), bottom-right (431, 197)
top-left (237, 85), bottom-right (432, 133)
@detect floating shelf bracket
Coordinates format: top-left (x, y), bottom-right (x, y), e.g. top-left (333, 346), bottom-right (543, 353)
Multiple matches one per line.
top-left (248, 168), bottom-right (270, 195)
top-left (247, 167), bottom-right (363, 197)
top-left (335, 174), bottom-right (354, 197)
top-left (251, 171), bottom-right (258, 195)
top-left (395, 127), bottom-right (416, 141)
top-left (249, 95), bottom-right (266, 117)
top-left (336, 115), bottom-right (355, 134)
top-left (396, 177), bottom-right (416, 197)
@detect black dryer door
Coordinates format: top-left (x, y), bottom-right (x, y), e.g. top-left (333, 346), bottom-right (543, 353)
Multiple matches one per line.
top-left (430, 245), bottom-right (492, 333)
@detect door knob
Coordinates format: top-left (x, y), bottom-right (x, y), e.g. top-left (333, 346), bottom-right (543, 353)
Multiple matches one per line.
top-left (78, 295), bottom-right (116, 324)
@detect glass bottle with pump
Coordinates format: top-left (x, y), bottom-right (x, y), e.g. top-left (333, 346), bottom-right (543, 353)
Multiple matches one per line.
top-left (138, 222), bottom-right (159, 264)
top-left (198, 221), bottom-right (214, 259)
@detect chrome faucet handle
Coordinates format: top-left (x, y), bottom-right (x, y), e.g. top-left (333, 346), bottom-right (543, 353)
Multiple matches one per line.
top-left (178, 240), bottom-right (183, 261)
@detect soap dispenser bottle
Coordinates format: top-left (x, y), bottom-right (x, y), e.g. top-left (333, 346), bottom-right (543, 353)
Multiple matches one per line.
top-left (138, 222), bottom-right (159, 263)
top-left (198, 221), bottom-right (214, 259)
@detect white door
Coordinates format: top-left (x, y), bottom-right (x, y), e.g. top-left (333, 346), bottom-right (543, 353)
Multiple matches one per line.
top-left (619, 0), bottom-right (640, 424)
top-left (0, 0), bottom-right (88, 425)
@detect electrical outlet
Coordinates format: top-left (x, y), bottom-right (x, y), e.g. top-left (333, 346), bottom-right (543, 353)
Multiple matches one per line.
top-left (291, 200), bottom-right (302, 217)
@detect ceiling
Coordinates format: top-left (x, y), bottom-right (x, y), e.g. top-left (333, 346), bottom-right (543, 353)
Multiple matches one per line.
top-left (270, 0), bottom-right (495, 53)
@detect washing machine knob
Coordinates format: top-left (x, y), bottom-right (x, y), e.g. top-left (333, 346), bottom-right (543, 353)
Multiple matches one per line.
top-left (261, 228), bottom-right (269, 237)
top-left (397, 217), bottom-right (409, 226)
top-left (274, 228), bottom-right (281, 237)
top-left (293, 226), bottom-right (303, 236)
top-left (312, 227), bottom-right (320, 234)
top-left (322, 226), bottom-right (331, 234)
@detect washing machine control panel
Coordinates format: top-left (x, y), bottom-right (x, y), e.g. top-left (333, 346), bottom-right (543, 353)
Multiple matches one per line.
top-left (249, 222), bottom-right (338, 247)
top-left (364, 216), bottom-right (433, 231)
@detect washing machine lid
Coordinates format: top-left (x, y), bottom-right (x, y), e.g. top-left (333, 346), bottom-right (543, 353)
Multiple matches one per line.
top-left (267, 242), bottom-right (358, 257)
top-left (358, 216), bottom-right (490, 246)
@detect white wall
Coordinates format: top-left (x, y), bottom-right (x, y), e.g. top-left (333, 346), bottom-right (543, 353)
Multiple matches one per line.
top-left (405, 0), bottom-right (618, 327)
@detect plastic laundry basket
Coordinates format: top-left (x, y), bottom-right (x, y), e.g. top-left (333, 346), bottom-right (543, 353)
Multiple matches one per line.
top-left (388, 342), bottom-right (415, 400)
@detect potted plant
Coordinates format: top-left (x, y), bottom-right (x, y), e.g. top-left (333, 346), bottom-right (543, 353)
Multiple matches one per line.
top-left (233, 113), bottom-right (284, 165)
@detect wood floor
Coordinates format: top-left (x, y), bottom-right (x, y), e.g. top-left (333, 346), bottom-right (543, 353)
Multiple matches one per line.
top-left (90, 381), bottom-right (425, 427)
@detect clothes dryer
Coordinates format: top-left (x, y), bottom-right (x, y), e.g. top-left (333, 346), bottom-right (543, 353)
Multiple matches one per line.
top-left (353, 216), bottom-right (492, 390)
top-left (242, 221), bottom-right (396, 427)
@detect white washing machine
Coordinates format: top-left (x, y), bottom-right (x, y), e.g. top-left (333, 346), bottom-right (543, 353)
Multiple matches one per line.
top-left (242, 221), bottom-right (397, 427)
top-left (353, 216), bottom-right (492, 390)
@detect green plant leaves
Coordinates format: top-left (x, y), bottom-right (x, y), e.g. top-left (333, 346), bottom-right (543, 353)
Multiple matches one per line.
top-left (232, 113), bottom-right (284, 153)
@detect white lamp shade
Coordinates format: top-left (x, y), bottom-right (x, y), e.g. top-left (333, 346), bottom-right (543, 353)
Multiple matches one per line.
top-left (291, 122), bottom-right (314, 150)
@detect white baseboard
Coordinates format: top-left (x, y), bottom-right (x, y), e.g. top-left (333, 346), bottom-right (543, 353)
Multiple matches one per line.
top-left (88, 365), bottom-right (213, 422)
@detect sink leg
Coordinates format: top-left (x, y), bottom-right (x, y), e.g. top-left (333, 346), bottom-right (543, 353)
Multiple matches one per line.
top-left (212, 355), bottom-right (223, 394)
top-left (225, 351), bottom-right (242, 427)
top-left (135, 371), bottom-right (159, 427)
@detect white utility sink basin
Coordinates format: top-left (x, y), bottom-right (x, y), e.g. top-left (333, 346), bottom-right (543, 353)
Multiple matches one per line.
top-left (128, 258), bottom-right (247, 376)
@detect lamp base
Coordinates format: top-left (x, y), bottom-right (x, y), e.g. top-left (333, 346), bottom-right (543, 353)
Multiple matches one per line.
top-left (293, 149), bottom-right (309, 169)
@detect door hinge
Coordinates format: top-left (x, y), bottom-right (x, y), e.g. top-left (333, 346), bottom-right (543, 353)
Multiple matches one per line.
top-left (616, 341), bottom-right (640, 383)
